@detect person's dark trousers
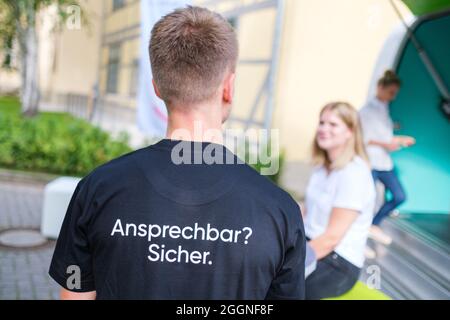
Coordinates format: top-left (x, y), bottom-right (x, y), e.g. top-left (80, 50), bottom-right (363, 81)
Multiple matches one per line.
top-left (305, 252), bottom-right (360, 300)
top-left (372, 169), bottom-right (406, 226)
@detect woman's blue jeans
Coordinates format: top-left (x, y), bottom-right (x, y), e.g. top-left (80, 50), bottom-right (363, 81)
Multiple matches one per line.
top-left (372, 169), bottom-right (406, 226)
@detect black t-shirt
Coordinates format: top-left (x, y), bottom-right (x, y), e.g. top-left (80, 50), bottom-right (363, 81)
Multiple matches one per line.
top-left (49, 139), bottom-right (306, 300)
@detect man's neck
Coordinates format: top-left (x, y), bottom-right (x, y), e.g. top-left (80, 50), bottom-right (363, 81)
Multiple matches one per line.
top-left (166, 107), bottom-right (224, 145)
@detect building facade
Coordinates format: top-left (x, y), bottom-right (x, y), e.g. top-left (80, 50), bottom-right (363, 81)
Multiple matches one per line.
top-left (7, 0), bottom-right (412, 163)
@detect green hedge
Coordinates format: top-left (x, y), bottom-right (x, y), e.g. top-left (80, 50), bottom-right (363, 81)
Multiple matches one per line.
top-left (0, 96), bottom-right (132, 177)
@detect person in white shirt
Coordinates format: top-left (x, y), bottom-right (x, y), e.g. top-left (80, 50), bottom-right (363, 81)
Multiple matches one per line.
top-left (304, 102), bottom-right (376, 300)
top-left (359, 70), bottom-right (416, 246)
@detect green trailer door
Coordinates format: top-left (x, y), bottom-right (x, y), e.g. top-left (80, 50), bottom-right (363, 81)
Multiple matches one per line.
top-left (391, 12), bottom-right (450, 214)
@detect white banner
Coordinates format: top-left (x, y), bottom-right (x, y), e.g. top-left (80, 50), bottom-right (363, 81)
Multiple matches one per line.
top-left (137, 0), bottom-right (192, 137)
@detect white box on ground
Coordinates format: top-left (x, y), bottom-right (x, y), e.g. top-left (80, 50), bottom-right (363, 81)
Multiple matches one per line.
top-left (41, 177), bottom-right (81, 239)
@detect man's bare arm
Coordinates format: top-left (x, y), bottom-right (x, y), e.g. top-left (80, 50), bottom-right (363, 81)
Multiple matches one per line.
top-left (369, 136), bottom-right (415, 152)
top-left (368, 139), bottom-right (400, 151)
top-left (60, 288), bottom-right (96, 300)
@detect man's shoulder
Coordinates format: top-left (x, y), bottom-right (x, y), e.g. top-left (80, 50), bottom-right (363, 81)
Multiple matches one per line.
top-left (236, 164), bottom-right (301, 217)
top-left (81, 147), bottom-right (148, 186)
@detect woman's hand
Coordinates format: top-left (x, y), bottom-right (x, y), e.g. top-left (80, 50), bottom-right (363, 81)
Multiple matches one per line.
top-left (393, 136), bottom-right (416, 148)
top-left (369, 139), bottom-right (401, 151)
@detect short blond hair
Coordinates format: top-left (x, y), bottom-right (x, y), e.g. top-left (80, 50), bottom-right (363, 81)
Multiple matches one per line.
top-left (149, 6), bottom-right (238, 106)
top-left (312, 102), bottom-right (369, 170)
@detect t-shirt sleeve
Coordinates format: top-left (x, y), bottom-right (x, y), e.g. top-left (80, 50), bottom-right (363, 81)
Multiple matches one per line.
top-left (332, 166), bottom-right (370, 212)
top-left (48, 178), bottom-right (96, 292)
top-left (266, 200), bottom-right (306, 300)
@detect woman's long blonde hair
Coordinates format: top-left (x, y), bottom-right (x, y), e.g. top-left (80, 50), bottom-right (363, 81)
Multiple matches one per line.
top-left (312, 102), bottom-right (369, 170)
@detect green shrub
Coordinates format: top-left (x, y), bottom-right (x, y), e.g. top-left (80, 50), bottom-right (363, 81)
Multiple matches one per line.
top-left (0, 96), bottom-right (132, 176)
top-left (242, 140), bottom-right (285, 185)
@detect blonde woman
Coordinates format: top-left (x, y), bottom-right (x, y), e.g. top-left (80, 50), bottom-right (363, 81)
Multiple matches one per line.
top-left (304, 102), bottom-right (376, 300)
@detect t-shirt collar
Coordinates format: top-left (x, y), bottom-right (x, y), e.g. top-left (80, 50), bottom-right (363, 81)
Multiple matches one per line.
top-left (152, 139), bottom-right (227, 152)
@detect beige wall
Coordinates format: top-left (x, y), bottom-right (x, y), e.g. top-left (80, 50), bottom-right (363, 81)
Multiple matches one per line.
top-left (39, 0), bottom-right (140, 107)
top-left (104, 0), bottom-right (140, 34)
top-left (1, 1), bottom-right (104, 97)
top-left (40, 0), bottom-right (103, 96)
top-left (0, 69), bottom-right (20, 94)
top-left (197, 0), bottom-right (411, 162)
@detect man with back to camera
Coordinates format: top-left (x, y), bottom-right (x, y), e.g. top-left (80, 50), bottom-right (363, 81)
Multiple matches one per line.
top-left (49, 6), bottom-right (306, 300)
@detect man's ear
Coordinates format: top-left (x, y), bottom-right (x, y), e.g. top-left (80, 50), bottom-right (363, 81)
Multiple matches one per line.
top-left (223, 73), bottom-right (236, 104)
top-left (152, 79), bottom-right (162, 99)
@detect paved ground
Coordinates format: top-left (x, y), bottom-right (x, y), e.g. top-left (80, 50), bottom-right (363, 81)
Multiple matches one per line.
top-left (0, 173), bottom-right (391, 300)
top-left (0, 180), bottom-right (60, 300)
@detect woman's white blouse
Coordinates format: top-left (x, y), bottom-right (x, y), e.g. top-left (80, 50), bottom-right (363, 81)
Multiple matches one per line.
top-left (304, 156), bottom-right (376, 268)
top-left (359, 97), bottom-right (394, 171)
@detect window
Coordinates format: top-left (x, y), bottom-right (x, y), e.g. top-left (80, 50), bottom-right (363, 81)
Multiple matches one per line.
top-left (112, 0), bottom-right (125, 11)
top-left (2, 36), bottom-right (13, 69)
top-left (106, 44), bottom-right (121, 94)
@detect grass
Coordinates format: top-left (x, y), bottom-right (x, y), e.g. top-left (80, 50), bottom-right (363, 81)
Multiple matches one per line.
top-left (0, 96), bottom-right (74, 123)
